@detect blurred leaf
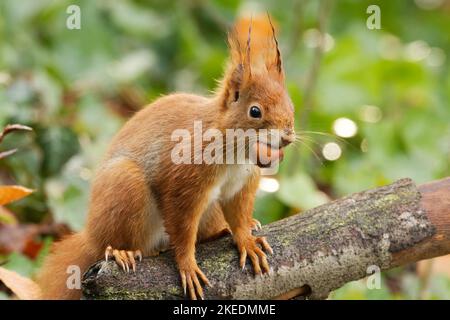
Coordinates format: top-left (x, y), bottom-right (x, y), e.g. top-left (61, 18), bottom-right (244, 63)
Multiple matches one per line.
top-left (0, 266), bottom-right (41, 299)
top-left (45, 156), bottom-right (90, 231)
top-left (401, 273), bottom-right (421, 299)
top-left (103, 1), bottom-right (166, 36)
top-left (2, 252), bottom-right (35, 277)
top-left (427, 275), bottom-right (450, 300)
top-left (0, 185), bottom-right (34, 205)
top-left (330, 277), bottom-right (394, 300)
top-left (277, 172), bottom-right (329, 210)
top-left (0, 224), bottom-right (43, 257)
top-left (254, 193), bottom-right (287, 224)
top-left (0, 206), bottom-right (18, 225)
top-left (36, 126), bottom-right (80, 177)
top-left (108, 50), bottom-right (156, 83)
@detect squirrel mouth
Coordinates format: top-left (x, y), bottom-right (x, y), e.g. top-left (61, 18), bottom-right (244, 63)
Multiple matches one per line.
top-left (252, 141), bottom-right (284, 168)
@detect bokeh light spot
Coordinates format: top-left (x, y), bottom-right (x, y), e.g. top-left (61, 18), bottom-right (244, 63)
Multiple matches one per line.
top-left (258, 177), bottom-right (280, 193)
top-left (322, 142), bottom-right (342, 161)
top-left (333, 118), bottom-right (358, 138)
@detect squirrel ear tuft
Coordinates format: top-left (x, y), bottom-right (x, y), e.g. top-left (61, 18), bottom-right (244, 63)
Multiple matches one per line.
top-left (227, 14), bottom-right (284, 84)
top-left (266, 13), bottom-right (283, 82)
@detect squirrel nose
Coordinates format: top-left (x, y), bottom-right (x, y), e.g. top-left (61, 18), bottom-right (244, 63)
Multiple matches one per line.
top-left (280, 128), bottom-right (295, 147)
top-left (284, 128), bottom-right (294, 136)
top-left (280, 136), bottom-right (293, 147)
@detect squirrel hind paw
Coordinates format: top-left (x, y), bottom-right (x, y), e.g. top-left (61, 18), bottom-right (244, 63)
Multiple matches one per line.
top-left (104, 246), bottom-right (142, 273)
top-left (251, 218), bottom-right (262, 231)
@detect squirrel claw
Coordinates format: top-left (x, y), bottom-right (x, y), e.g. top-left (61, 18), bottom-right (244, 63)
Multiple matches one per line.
top-left (237, 235), bottom-right (272, 275)
top-left (256, 236), bottom-right (273, 255)
top-left (179, 264), bottom-right (210, 300)
top-left (104, 245), bottom-right (142, 273)
top-left (251, 218), bottom-right (262, 231)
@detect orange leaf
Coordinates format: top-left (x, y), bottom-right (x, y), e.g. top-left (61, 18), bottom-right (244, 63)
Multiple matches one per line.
top-left (0, 266), bottom-right (41, 299)
top-left (0, 186), bottom-right (34, 205)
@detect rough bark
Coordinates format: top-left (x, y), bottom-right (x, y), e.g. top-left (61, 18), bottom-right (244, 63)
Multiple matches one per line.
top-left (82, 177), bottom-right (450, 300)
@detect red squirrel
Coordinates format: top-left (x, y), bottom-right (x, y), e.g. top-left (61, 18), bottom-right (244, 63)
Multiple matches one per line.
top-left (36, 15), bottom-right (295, 300)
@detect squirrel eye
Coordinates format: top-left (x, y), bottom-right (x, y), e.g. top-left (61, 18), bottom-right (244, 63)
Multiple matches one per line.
top-left (249, 106), bottom-right (262, 119)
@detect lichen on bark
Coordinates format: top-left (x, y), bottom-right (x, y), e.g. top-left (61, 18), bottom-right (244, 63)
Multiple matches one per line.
top-left (82, 178), bottom-right (435, 300)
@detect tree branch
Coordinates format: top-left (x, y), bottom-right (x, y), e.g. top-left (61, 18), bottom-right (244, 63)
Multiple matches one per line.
top-left (81, 177), bottom-right (450, 300)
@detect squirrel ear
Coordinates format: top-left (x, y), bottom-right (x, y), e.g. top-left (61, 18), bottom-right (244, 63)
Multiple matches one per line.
top-left (228, 15), bottom-right (284, 85)
top-left (226, 62), bottom-right (244, 101)
top-left (227, 25), bottom-right (252, 89)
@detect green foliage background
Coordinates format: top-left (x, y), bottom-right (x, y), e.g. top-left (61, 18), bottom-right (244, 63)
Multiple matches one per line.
top-left (0, 0), bottom-right (449, 299)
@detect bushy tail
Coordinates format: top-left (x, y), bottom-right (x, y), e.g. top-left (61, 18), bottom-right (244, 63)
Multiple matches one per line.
top-left (36, 232), bottom-right (97, 299)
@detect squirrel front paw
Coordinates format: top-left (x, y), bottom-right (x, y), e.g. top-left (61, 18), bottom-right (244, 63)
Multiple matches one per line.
top-left (235, 234), bottom-right (273, 275)
top-left (178, 259), bottom-right (211, 300)
top-left (105, 245), bottom-right (142, 272)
